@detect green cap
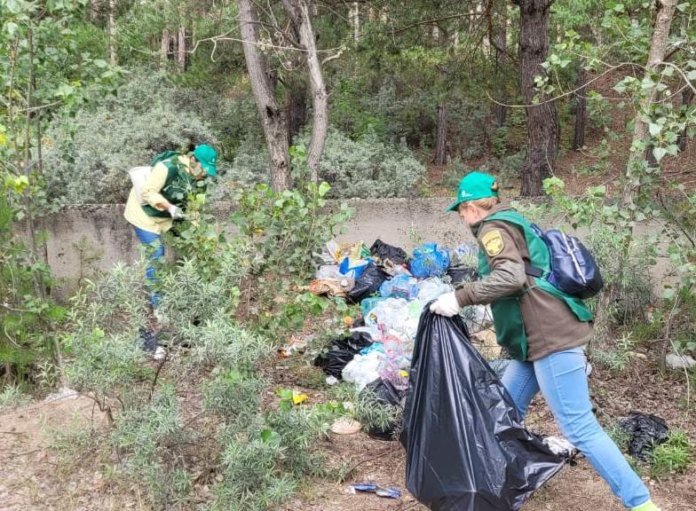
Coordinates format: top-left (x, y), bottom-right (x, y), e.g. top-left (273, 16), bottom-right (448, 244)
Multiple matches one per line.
top-left (446, 171), bottom-right (499, 212)
top-left (193, 144), bottom-right (218, 177)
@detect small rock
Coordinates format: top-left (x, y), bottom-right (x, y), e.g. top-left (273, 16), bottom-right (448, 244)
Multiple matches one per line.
top-left (665, 353), bottom-right (696, 370)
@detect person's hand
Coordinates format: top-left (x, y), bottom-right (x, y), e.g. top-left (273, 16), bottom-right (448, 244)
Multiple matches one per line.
top-left (167, 205), bottom-right (185, 220)
top-left (429, 292), bottom-right (461, 317)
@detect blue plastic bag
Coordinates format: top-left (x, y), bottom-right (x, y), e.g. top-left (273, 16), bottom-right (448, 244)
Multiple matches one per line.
top-left (339, 257), bottom-right (370, 279)
top-left (379, 274), bottom-right (419, 299)
top-left (409, 243), bottom-right (450, 278)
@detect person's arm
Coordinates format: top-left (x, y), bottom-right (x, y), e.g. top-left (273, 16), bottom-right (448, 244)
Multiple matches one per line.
top-left (455, 224), bottom-right (526, 306)
top-left (141, 163), bottom-right (171, 211)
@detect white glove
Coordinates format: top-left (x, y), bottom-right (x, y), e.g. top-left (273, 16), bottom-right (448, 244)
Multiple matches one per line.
top-left (167, 205), bottom-right (185, 219)
top-left (429, 292), bottom-right (461, 317)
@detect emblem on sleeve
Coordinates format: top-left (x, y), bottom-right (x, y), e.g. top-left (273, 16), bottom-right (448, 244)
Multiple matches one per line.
top-left (482, 229), bottom-right (504, 256)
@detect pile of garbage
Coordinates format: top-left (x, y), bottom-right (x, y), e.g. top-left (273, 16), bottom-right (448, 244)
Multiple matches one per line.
top-left (308, 238), bottom-right (493, 399)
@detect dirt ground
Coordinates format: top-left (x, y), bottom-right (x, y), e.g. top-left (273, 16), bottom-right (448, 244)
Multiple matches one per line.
top-left (1, 356), bottom-right (694, 511)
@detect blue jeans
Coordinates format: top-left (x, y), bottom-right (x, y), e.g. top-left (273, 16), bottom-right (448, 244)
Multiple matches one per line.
top-left (133, 227), bottom-right (164, 308)
top-left (502, 347), bottom-right (650, 509)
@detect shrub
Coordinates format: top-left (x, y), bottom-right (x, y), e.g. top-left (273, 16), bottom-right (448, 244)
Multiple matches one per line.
top-left (651, 431), bottom-right (693, 478)
top-left (223, 129), bottom-right (426, 199)
top-left (43, 72), bottom-right (220, 204)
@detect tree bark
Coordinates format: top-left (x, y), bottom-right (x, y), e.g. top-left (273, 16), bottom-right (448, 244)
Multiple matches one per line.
top-left (177, 26), bottom-right (187, 71)
top-left (238, 0), bottom-right (291, 191)
top-left (621, 0), bottom-right (678, 207)
top-left (513, 0), bottom-right (559, 196)
top-left (492, 0), bottom-right (508, 127)
top-left (282, 0), bottom-right (329, 182)
top-left (160, 29), bottom-right (171, 68)
top-left (677, 87), bottom-right (693, 152)
top-left (433, 102), bottom-right (448, 165)
top-left (108, 0), bottom-right (117, 66)
top-left (349, 2), bottom-right (360, 42)
top-left (572, 65), bottom-right (587, 150)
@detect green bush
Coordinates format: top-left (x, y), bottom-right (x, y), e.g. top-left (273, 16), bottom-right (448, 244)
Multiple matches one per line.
top-left (223, 129), bottom-right (426, 199)
top-left (651, 431), bottom-right (693, 478)
top-left (43, 72), bottom-right (220, 204)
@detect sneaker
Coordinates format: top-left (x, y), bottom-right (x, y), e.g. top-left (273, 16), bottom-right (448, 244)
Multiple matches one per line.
top-left (631, 501), bottom-right (661, 511)
top-left (153, 346), bottom-right (167, 361)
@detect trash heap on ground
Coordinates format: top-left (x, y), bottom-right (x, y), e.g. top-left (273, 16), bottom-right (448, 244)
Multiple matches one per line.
top-left (310, 238), bottom-right (496, 408)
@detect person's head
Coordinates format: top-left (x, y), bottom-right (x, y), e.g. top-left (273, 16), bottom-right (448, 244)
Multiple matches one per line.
top-left (446, 171), bottom-right (500, 226)
top-left (190, 144), bottom-right (218, 180)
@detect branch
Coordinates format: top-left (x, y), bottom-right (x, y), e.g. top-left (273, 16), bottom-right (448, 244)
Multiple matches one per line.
top-left (485, 62), bottom-right (646, 108)
top-left (393, 12), bottom-right (484, 35)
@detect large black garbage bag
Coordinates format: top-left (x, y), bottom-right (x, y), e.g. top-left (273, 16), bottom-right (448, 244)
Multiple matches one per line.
top-left (347, 264), bottom-right (389, 304)
top-left (400, 309), bottom-right (566, 511)
top-left (619, 412), bottom-right (669, 460)
top-left (370, 239), bottom-right (409, 265)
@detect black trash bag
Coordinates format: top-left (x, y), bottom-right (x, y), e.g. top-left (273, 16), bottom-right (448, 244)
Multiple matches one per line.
top-left (370, 239), bottom-right (409, 265)
top-left (362, 378), bottom-right (407, 441)
top-left (314, 349), bottom-right (357, 379)
top-left (333, 331), bottom-right (373, 353)
top-left (347, 264), bottom-right (389, 304)
top-left (314, 332), bottom-right (374, 379)
top-left (446, 265), bottom-right (479, 285)
top-left (619, 411), bottom-right (669, 460)
top-left (400, 308), bottom-right (567, 511)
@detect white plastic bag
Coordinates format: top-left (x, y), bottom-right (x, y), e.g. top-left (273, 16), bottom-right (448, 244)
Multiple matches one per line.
top-left (128, 166), bottom-right (152, 204)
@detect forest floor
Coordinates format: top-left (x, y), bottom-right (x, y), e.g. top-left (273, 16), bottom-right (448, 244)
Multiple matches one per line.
top-left (1, 345), bottom-right (694, 510)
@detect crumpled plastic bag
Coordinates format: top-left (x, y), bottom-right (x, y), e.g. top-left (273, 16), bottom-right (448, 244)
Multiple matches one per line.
top-left (619, 411), bottom-right (669, 460)
top-left (347, 264), bottom-right (390, 304)
top-left (342, 351), bottom-right (382, 390)
top-left (409, 243), bottom-right (450, 278)
top-left (370, 238), bottom-right (409, 266)
top-left (401, 308), bottom-right (567, 511)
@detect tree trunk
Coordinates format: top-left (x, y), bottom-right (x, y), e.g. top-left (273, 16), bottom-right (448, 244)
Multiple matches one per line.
top-left (349, 2), bottom-right (360, 42)
top-left (160, 29), bottom-right (171, 68)
top-left (492, 0), bottom-right (508, 127)
top-left (282, 0), bottom-right (329, 182)
top-left (433, 102), bottom-right (448, 165)
top-left (513, 0), bottom-right (559, 196)
top-left (108, 0), bottom-right (117, 66)
top-left (177, 26), bottom-right (187, 71)
top-left (622, 0), bottom-right (678, 208)
top-left (572, 65), bottom-right (587, 150)
top-left (677, 87), bottom-right (694, 152)
top-left (238, 0), bottom-right (291, 191)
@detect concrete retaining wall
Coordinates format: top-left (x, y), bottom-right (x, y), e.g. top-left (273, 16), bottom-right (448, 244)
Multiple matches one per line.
top-left (34, 199), bottom-right (475, 299)
top-left (28, 199), bottom-right (671, 300)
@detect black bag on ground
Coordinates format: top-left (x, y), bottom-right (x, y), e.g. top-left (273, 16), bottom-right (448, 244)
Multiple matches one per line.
top-left (370, 239), bottom-right (409, 265)
top-left (346, 264), bottom-right (389, 304)
top-left (400, 309), bottom-right (566, 511)
top-left (619, 411), bottom-right (669, 460)
top-left (314, 332), bottom-right (374, 379)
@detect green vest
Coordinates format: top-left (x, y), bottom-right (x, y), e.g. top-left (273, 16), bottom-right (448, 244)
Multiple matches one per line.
top-left (141, 157), bottom-right (200, 218)
top-left (478, 210), bottom-right (593, 361)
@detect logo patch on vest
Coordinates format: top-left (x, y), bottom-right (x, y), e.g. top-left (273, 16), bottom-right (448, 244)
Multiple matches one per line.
top-left (482, 229), bottom-right (504, 256)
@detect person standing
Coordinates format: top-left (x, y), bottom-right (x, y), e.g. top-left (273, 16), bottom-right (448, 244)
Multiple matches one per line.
top-left (429, 171), bottom-right (660, 511)
top-left (124, 144), bottom-right (217, 310)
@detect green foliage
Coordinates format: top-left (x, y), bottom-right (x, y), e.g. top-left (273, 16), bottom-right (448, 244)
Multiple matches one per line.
top-left (230, 181), bottom-right (351, 279)
top-left (110, 385), bottom-right (194, 507)
top-left (43, 72), bottom-right (220, 204)
top-left (0, 384), bottom-right (30, 409)
top-left (224, 130), bottom-right (426, 199)
top-left (0, 190), bottom-right (66, 384)
top-left (650, 431), bottom-right (693, 478)
top-left (354, 386), bottom-right (402, 439)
